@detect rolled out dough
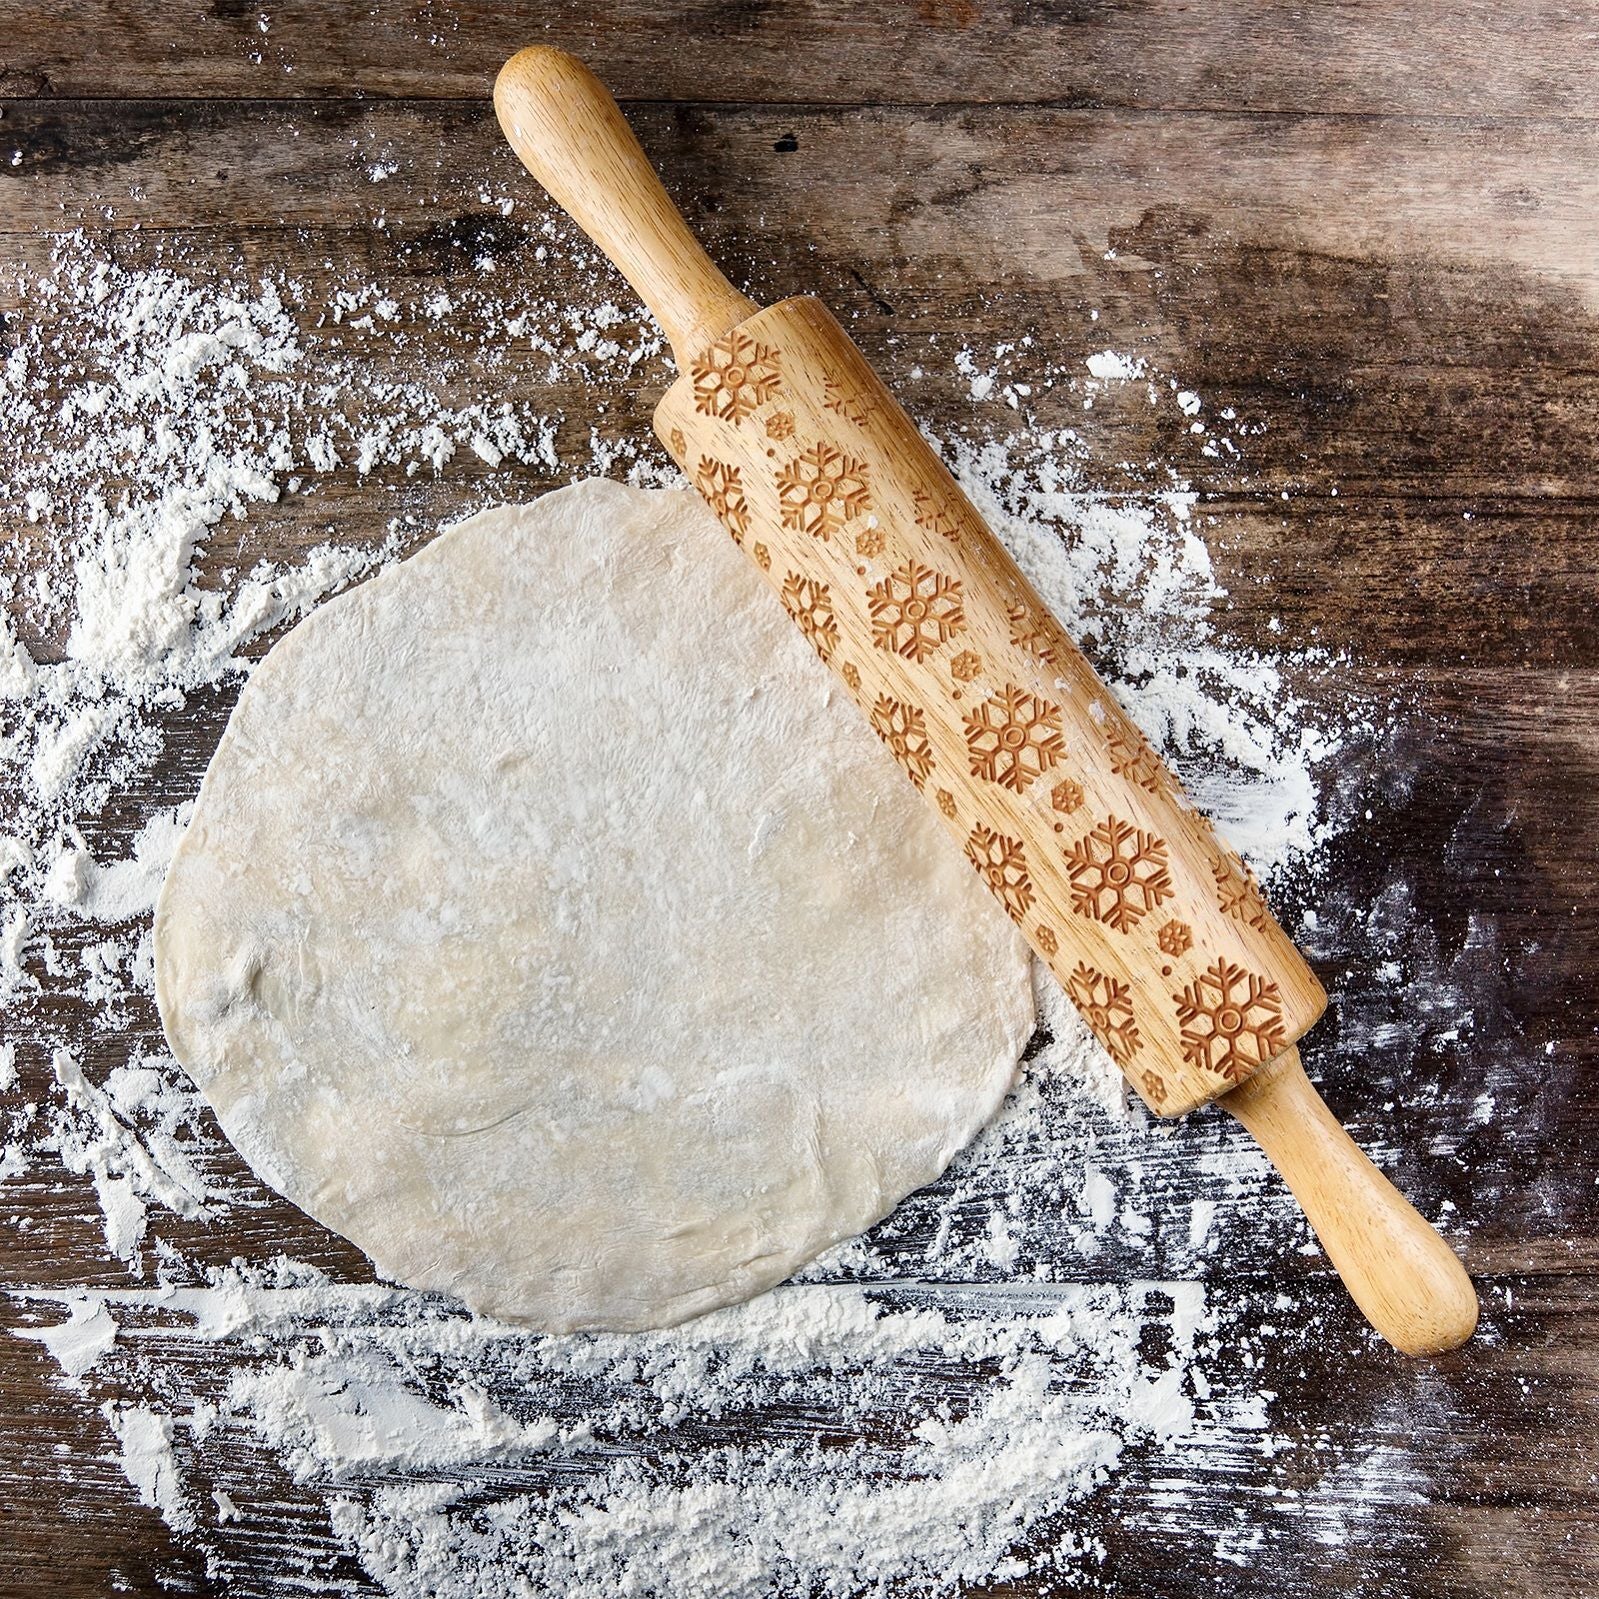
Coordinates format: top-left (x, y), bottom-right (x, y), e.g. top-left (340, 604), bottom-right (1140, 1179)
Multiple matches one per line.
top-left (155, 480), bottom-right (1033, 1332)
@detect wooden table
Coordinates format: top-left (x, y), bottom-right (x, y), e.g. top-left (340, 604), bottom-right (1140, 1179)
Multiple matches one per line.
top-left (2, 5), bottom-right (1596, 1595)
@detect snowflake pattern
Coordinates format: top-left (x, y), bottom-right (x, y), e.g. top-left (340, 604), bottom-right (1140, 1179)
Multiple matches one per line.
top-left (765, 412), bottom-right (796, 441)
top-left (779, 572), bottom-right (839, 662)
top-left (776, 443), bottom-right (870, 539)
top-left (753, 542), bottom-right (771, 571)
top-left (1140, 1069), bottom-right (1168, 1107)
top-left (1065, 962), bottom-right (1142, 1065)
top-left (1106, 725), bottom-right (1172, 798)
top-left (1064, 814), bottom-right (1173, 933)
top-left (840, 661), bottom-right (861, 691)
top-left (964, 824), bottom-right (1034, 922)
top-left (912, 486), bottom-right (964, 545)
top-left (668, 426), bottom-right (687, 458)
top-left (1212, 854), bottom-right (1271, 930)
top-left (950, 649), bottom-right (983, 682)
top-left (1007, 601), bottom-right (1058, 665)
top-left (822, 368), bottom-right (875, 427)
top-left (1173, 958), bottom-right (1287, 1082)
top-left (869, 695), bottom-right (936, 790)
top-left (694, 457), bottom-right (749, 543)
top-left (855, 526), bottom-right (886, 559)
top-left (936, 787), bottom-right (958, 820)
top-left (1034, 924), bottom-right (1059, 957)
top-left (963, 683), bottom-right (1066, 793)
top-left (691, 330), bottom-right (782, 422)
top-left (1157, 919), bottom-right (1193, 958)
top-left (868, 560), bottom-right (965, 661)
top-left (1050, 778), bottom-right (1085, 815)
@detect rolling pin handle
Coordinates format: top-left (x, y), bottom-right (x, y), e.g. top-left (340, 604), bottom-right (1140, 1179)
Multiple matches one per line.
top-left (1221, 1048), bottom-right (1478, 1355)
top-left (493, 46), bottom-right (758, 368)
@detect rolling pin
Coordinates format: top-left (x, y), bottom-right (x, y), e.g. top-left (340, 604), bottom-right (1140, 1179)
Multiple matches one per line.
top-left (493, 47), bottom-right (1478, 1355)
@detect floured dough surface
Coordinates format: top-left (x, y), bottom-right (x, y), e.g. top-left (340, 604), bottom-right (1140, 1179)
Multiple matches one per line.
top-left (155, 480), bottom-right (1032, 1332)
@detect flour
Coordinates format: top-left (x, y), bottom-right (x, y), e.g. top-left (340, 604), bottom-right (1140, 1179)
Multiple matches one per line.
top-left (0, 228), bottom-right (1434, 1593)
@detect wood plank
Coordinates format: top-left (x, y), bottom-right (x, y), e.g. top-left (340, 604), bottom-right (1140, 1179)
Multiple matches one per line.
top-left (3, 1), bottom-right (1599, 116)
top-left (2, 1270), bottom-right (1595, 1599)
top-left (6, 98), bottom-right (1599, 304)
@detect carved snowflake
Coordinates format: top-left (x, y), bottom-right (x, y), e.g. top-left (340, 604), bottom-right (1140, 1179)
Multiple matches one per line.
top-left (694, 457), bottom-right (749, 543)
top-left (1050, 778), bottom-right (1085, 816)
top-left (1140, 1069), bottom-right (1168, 1107)
top-left (1034, 924), bottom-right (1059, 957)
top-left (668, 426), bottom-right (687, 458)
top-left (1173, 958), bottom-right (1287, 1082)
top-left (1065, 962), bottom-right (1142, 1065)
top-left (822, 368), bottom-right (875, 427)
top-left (1064, 814), bottom-right (1173, 933)
top-left (1157, 919), bottom-right (1193, 958)
top-left (963, 683), bottom-right (1066, 793)
top-left (869, 695), bottom-right (936, 790)
top-left (752, 542), bottom-right (771, 571)
top-left (936, 787), bottom-right (958, 820)
top-left (855, 526), bottom-right (886, 559)
top-left (765, 411), bottom-right (796, 440)
top-left (691, 330), bottom-right (782, 422)
top-left (950, 649), bottom-right (983, 682)
top-left (779, 572), bottom-right (839, 662)
top-left (840, 661), bottom-right (861, 691)
top-left (776, 443), bottom-right (870, 539)
top-left (1106, 725), bottom-right (1172, 798)
top-left (867, 559), bottom-right (965, 661)
top-left (1007, 601), bottom-right (1058, 665)
top-left (1212, 854), bottom-right (1271, 930)
top-left (964, 823), bottom-right (1034, 922)
top-left (912, 485), bottom-right (964, 544)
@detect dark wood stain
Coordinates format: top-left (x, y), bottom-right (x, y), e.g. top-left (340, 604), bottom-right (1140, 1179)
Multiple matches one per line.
top-left (1, 6), bottom-right (1597, 1597)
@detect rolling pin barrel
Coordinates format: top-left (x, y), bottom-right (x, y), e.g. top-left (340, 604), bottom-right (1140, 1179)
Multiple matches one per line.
top-left (493, 45), bottom-right (1477, 1355)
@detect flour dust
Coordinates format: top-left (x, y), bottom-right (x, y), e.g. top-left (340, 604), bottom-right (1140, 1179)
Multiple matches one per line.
top-left (0, 230), bottom-right (1454, 1594)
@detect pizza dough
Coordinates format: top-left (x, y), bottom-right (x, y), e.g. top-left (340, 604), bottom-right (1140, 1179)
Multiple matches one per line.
top-left (155, 480), bottom-right (1033, 1332)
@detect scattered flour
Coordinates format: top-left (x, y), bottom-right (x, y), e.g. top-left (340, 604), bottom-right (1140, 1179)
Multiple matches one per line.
top-left (0, 233), bottom-right (1435, 1594)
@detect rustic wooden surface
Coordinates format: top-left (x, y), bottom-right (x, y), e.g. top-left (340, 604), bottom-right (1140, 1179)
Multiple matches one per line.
top-left (2, 4), bottom-right (1597, 1595)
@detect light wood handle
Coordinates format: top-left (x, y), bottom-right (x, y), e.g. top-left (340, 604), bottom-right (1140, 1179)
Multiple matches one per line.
top-left (493, 46), bottom-right (757, 368)
top-left (492, 47), bottom-right (1478, 1357)
top-left (1222, 1048), bottom-right (1478, 1354)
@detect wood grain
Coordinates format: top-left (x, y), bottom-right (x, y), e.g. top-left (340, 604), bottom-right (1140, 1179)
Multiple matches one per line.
top-left (2, 4), bottom-right (1597, 1596)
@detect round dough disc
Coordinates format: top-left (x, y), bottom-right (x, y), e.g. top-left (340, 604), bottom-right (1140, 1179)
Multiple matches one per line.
top-left (155, 480), bottom-right (1033, 1332)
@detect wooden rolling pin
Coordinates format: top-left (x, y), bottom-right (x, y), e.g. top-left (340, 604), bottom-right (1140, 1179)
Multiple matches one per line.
top-left (494, 47), bottom-right (1477, 1355)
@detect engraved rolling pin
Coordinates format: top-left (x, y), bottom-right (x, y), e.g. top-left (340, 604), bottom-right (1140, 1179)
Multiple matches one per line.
top-left (494, 47), bottom-right (1477, 1355)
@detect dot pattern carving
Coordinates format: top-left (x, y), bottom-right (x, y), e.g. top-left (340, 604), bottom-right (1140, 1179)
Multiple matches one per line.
top-left (692, 330), bottom-right (782, 422)
top-left (777, 442), bottom-right (871, 540)
top-left (869, 695), bottom-right (936, 791)
top-left (964, 823), bottom-right (1034, 923)
top-left (694, 457), bottom-right (749, 543)
top-left (1173, 958), bottom-right (1287, 1082)
top-left (963, 684), bottom-right (1066, 795)
top-left (1066, 962), bottom-right (1142, 1065)
top-left (867, 559), bottom-right (965, 661)
top-left (779, 572), bottom-right (839, 662)
top-left (657, 304), bottom-right (1323, 1114)
top-left (1065, 814), bottom-right (1173, 933)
